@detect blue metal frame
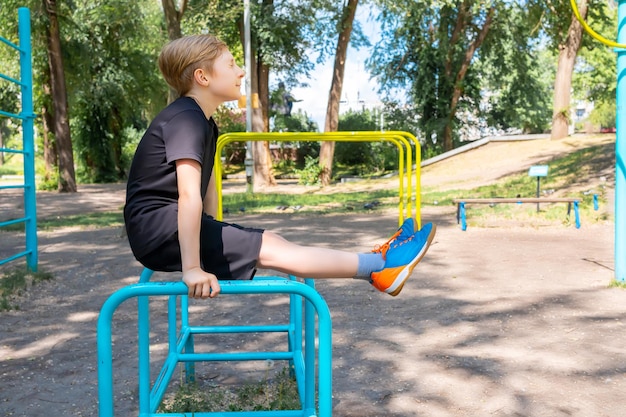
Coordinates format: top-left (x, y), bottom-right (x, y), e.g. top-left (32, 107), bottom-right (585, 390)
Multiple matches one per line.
top-left (456, 200), bottom-right (580, 231)
top-left (0, 7), bottom-right (37, 271)
top-left (97, 269), bottom-right (333, 417)
top-left (616, 1), bottom-right (626, 282)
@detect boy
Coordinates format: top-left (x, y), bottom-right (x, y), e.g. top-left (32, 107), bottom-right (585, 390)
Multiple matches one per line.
top-left (124, 35), bottom-right (436, 300)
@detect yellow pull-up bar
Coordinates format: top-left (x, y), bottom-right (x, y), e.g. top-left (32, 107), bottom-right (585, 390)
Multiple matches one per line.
top-left (570, 0), bottom-right (626, 49)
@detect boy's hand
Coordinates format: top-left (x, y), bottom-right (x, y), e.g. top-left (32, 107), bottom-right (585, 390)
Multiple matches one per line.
top-left (183, 267), bottom-right (221, 299)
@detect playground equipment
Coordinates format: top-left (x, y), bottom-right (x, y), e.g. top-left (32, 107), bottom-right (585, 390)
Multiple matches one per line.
top-left (0, 7), bottom-right (37, 271)
top-left (215, 131), bottom-right (422, 227)
top-left (98, 131), bottom-right (422, 415)
top-left (570, 0), bottom-right (625, 282)
top-left (98, 270), bottom-right (332, 417)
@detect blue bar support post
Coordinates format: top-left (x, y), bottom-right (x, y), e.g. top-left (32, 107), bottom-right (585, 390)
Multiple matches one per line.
top-left (18, 7), bottom-right (37, 271)
top-left (616, 1), bottom-right (626, 281)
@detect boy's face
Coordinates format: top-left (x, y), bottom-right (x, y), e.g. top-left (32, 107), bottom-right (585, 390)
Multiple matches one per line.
top-left (207, 49), bottom-right (245, 103)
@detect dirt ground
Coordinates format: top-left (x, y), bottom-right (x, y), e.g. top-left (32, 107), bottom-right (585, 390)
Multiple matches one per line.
top-left (0, 135), bottom-right (623, 417)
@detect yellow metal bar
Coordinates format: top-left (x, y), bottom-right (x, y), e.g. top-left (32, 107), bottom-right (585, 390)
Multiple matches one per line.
top-left (214, 131), bottom-right (421, 227)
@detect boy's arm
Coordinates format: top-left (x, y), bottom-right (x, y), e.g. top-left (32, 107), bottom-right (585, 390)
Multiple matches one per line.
top-left (176, 159), bottom-right (221, 298)
top-left (203, 166), bottom-right (218, 217)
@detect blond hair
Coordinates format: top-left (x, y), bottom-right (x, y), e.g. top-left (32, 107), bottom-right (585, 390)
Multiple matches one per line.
top-left (158, 35), bottom-right (228, 97)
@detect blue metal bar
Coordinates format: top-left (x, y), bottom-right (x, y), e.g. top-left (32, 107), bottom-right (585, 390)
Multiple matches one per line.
top-left (0, 74), bottom-right (23, 88)
top-left (0, 108), bottom-right (24, 119)
top-left (0, 33), bottom-right (20, 50)
top-left (303, 279), bottom-right (316, 413)
top-left (0, 250), bottom-right (32, 266)
top-left (459, 202), bottom-right (467, 231)
top-left (0, 217), bottom-right (28, 227)
top-left (98, 278), bottom-right (332, 417)
top-left (138, 293), bottom-right (151, 413)
top-left (0, 7), bottom-right (37, 271)
top-left (156, 411), bottom-right (306, 417)
top-left (17, 7), bottom-right (37, 271)
top-left (574, 201), bottom-right (580, 229)
top-left (616, 1), bottom-right (626, 281)
top-left (186, 324), bottom-right (291, 334)
top-left (0, 147), bottom-right (26, 153)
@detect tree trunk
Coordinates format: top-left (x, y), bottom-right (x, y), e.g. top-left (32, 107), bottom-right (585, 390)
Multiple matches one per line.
top-left (551, 2), bottom-right (587, 140)
top-left (161, 0), bottom-right (187, 103)
top-left (40, 74), bottom-right (57, 184)
top-left (43, 0), bottom-right (76, 192)
top-left (252, 49), bottom-right (275, 187)
top-left (319, 0), bottom-right (358, 186)
top-left (442, 4), bottom-right (494, 151)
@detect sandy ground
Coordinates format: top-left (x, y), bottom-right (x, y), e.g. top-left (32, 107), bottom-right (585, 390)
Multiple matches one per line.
top-left (0, 135), bottom-right (623, 417)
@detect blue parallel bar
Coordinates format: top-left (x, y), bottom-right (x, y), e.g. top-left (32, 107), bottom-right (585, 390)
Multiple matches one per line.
top-left (98, 278), bottom-right (332, 417)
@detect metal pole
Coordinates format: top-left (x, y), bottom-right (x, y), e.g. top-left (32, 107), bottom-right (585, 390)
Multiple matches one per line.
top-left (616, 1), bottom-right (626, 281)
top-left (536, 177), bottom-right (540, 212)
top-left (18, 7), bottom-right (37, 272)
top-left (244, 0), bottom-right (254, 192)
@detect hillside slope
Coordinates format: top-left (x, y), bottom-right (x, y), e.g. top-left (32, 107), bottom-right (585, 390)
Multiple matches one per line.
top-left (420, 134), bottom-right (615, 196)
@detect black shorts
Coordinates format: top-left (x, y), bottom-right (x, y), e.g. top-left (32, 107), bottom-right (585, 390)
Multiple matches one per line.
top-left (138, 214), bottom-right (264, 280)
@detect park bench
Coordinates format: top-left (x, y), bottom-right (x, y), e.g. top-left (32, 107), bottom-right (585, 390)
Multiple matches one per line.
top-left (452, 197), bottom-right (581, 231)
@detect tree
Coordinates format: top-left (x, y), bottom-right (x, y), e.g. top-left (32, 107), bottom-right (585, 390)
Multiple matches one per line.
top-left (43, 0), bottom-right (76, 192)
top-left (551, 0), bottom-right (588, 139)
top-left (319, 0), bottom-right (359, 185)
top-left (370, 0), bottom-right (500, 152)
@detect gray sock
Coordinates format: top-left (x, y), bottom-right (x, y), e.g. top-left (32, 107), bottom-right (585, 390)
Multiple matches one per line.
top-left (354, 252), bottom-right (385, 280)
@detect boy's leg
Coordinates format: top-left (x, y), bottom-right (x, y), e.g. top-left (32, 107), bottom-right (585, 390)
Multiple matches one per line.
top-left (257, 219), bottom-right (436, 296)
top-left (257, 231), bottom-right (360, 278)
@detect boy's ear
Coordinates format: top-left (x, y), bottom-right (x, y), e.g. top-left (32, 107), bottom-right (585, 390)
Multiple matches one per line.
top-left (193, 68), bottom-right (210, 86)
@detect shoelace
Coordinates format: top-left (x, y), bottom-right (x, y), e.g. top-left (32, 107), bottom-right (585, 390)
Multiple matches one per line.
top-left (372, 229), bottom-right (404, 260)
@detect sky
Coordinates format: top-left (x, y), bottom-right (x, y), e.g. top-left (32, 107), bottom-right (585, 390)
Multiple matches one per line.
top-left (286, 5), bottom-right (383, 131)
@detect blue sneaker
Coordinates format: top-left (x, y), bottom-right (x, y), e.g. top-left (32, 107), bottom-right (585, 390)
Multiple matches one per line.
top-left (370, 220), bottom-right (436, 296)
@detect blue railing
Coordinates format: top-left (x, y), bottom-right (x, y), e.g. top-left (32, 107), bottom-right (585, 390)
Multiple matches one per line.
top-left (0, 7), bottom-right (37, 271)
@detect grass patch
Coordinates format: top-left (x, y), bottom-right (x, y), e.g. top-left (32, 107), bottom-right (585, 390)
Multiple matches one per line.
top-left (608, 279), bottom-right (626, 289)
top-left (0, 267), bottom-right (54, 311)
top-left (159, 366), bottom-right (300, 413)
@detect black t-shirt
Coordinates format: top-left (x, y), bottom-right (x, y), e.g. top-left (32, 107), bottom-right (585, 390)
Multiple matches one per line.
top-left (124, 97), bottom-right (217, 259)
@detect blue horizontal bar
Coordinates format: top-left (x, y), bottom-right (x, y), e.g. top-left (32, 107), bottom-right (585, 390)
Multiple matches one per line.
top-left (0, 108), bottom-right (24, 119)
top-left (177, 351), bottom-right (294, 362)
top-left (0, 217), bottom-right (27, 227)
top-left (187, 324), bottom-right (291, 334)
top-left (0, 73), bottom-right (25, 86)
top-left (0, 147), bottom-right (26, 154)
top-left (0, 250), bottom-right (30, 266)
top-left (0, 35), bottom-right (20, 51)
top-left (0, 184), bottom-right (26, 191)
top-left (154, 410), bottom-right (310, 417)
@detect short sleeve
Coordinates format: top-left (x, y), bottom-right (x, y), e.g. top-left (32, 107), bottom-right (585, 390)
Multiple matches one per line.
top-left (162, 109), bottom-right (208, 165)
